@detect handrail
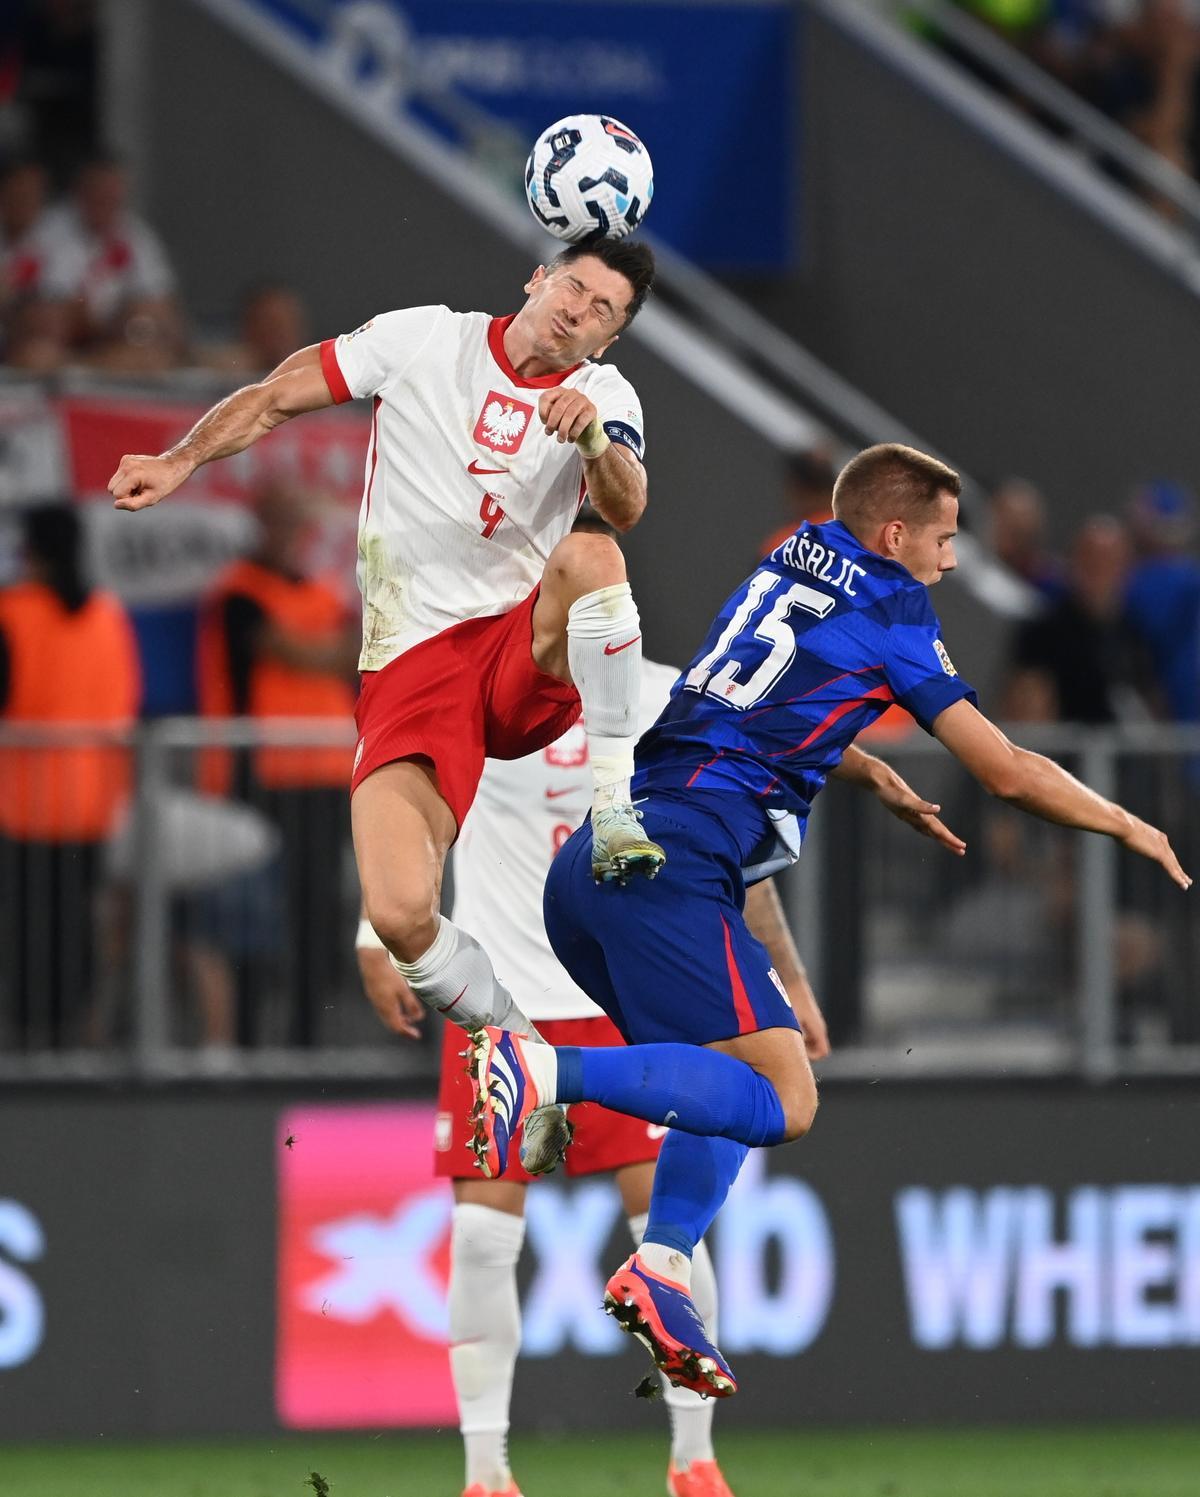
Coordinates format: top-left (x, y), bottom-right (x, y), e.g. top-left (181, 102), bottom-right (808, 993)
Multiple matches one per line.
top-left (812, 0), bottom-right (1200, 294)
top-left (2, 717), bottom-right (1197, 1084)
top-left (894, 0), bottom-right (1200, 233)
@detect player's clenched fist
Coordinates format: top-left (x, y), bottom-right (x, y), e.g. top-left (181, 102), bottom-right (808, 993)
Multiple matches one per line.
top-left (108, 452), bottom-right (191, 512)
top-left (538, 387), bottom-right (598, 445)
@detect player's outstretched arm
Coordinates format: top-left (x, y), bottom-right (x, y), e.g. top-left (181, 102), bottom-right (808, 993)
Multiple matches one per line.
top-left (108, 345), bottom-right (334, 512)
top-left (744, 879), bottom-right (830, 1059)
top-left (933, 698), bottom-right (1192, 889)
top-left (834, 745), bottom-right (967, 856)
top-left (538, 387), bottom-right (646, 530)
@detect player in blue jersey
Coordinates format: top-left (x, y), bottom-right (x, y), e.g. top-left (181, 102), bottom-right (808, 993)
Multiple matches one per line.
top-left (467, 443), bottom-right (1192, 1397)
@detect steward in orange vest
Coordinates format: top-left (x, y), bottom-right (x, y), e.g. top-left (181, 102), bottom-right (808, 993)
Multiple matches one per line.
top-left (0, 507), bottom-right (140, 841)
top-left (194, 482), bottom-right (358, 1046)
top-left (0, 504), bottom-right (141, 1047)
top-left (197, 488), bottom-right (357, 796)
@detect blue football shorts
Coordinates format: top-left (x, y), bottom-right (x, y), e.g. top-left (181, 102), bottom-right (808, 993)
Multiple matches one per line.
top-left (543, 794), bottom-right (802, 1047)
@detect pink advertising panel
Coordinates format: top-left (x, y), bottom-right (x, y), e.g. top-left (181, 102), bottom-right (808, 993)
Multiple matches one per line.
top-left (276, 1103), bottom-right (456, 1428)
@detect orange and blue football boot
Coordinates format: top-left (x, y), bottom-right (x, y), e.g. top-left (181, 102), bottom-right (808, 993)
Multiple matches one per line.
top-left (667, 1459), bottom-right (736, 1497)
top-left (467, 1026), bottom-right (543, 1179)
top-left (604, 1253), bottom-right (738, 1399)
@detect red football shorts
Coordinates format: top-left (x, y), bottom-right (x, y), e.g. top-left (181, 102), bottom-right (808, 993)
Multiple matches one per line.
top-left (433, 1015), bottom-right (666, 1184)
top-left (351, 587), bottom-right (580, 829)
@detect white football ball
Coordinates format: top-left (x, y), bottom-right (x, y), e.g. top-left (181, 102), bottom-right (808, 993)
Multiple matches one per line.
top-left (525, 114), bottom-right (654, 244)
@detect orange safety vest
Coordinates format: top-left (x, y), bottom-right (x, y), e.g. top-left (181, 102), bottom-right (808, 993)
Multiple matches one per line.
top-left (0, 582), bottom-right (141, 841)
top-left (197, 559), bottom-right (356, 793)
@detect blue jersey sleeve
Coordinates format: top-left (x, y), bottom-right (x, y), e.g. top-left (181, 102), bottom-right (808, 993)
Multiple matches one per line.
top-left (883, 599), bottom-right (977, 733)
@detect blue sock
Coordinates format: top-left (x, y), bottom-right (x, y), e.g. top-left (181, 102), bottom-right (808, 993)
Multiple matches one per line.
top-left (644, 1132), bottom-right (750, 1257)
top-left (555, 1043), bottom-right (787, 1147)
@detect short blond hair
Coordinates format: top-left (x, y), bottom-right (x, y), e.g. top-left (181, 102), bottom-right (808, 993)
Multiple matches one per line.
top-left (833, 443), bottom-right (960, 539)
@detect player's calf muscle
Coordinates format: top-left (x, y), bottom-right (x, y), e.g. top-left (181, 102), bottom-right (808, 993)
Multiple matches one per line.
top-left (711, 1027), bottom-right (817, 1142)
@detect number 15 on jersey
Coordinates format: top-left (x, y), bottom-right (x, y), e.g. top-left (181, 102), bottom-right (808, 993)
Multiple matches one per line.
top-left (685, 573), bottom-right (834, 709)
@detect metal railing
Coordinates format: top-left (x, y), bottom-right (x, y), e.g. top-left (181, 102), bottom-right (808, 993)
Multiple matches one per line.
top-left (788, 722), bottom-right (1200, 1082)
top-left (1, 718), bottom-right (1197, 1084)
top-left (893, 0), bottom-right (1200, 237)
top-left (849, 0), bottom-right (1200, 290)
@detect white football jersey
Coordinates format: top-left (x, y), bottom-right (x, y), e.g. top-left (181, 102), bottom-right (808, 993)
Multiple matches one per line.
top-left (452, 660), bottom-right (678, 1022)
top-left (321, 307), bottom-right (645, 671)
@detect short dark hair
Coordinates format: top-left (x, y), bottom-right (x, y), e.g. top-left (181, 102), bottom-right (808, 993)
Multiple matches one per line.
top-left (832, 443), bottom-right (960, 539)
top-left (22, 503), bottom-right (88, 613)
top-left (549, 239), bottom-right (656, 328)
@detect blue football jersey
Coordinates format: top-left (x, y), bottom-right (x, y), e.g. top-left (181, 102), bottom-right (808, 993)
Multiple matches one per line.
top-left (635, 519), bottom-right (976, 838)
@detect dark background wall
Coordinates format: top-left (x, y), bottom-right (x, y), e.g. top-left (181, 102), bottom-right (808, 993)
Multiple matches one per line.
top-left (2, 1083), bottom-right (1199, 1439)
top-left (732, 2), bottom-right (1200, 538)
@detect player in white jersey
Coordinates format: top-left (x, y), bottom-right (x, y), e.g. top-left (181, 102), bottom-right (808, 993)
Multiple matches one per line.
top-left (108, 239), bottom-right (666, 1045)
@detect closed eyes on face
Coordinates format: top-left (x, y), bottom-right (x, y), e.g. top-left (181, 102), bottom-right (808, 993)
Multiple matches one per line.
top-left (561, 273), bottom-right (619, 328)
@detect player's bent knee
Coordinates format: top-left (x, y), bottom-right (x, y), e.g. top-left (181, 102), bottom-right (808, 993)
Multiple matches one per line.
top-left (365, 892), bottom-right (440, 963)
top-left (544, 530), bottom-right (626, 600)
top-left (780, 1082), bottom-right (819, 1142)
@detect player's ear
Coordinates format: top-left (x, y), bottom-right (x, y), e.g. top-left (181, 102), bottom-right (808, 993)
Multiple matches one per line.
top-left (525, 264), bottom-right (548, 295)
top-left (593, 333), bottom-right (618, 359)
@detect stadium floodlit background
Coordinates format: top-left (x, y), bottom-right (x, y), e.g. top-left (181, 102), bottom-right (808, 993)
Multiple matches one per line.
top-left (2, 2), bottom-right (1200, 1493)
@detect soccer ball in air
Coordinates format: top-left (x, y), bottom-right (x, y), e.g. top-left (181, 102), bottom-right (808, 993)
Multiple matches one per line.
top-left (525, 113), bottom-right (653, 244)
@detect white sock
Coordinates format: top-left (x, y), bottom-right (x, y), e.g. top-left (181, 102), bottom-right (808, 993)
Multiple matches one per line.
top-left (450, 1202), bottom-right (526, 1491)
top-left (514, 1035), bottom-right (559, 1104)
top-left (566, 583), bottom-right (641, 804)
top-left (629, 1215), bottom-right (718, 1470)
top-left (389, 916), bottom-right (535, 1034)
top-left (636, 1239), bottom-right (692, 1292)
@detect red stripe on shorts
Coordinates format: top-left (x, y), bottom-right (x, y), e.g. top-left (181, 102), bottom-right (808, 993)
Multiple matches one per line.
top-left (721, 915), bottom-right (757, 1035)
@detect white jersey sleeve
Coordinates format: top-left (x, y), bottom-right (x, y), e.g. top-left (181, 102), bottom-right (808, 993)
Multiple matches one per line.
top-left (588, 363), bottom-right (646, 461)
top-left (325, 306), bottom-right (445, 401)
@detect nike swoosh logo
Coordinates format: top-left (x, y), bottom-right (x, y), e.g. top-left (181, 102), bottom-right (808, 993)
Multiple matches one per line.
top-left (604, 635), bottom-right (641, 656)
top-left (436, 986), bottom-right (468, 1014)
top-left (545, 786), bottom-right (582, 800)
top-left (467, 459), bottom-right (507, 475)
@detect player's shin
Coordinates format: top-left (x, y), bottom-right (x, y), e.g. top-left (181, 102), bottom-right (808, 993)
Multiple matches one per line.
top-left (643, 1133), bottom-right (749, 1263)
top-left (566, 583), bottom-right (665, 882)
top-left (566, 582), bottom-right (642, 804)
top-left (450, 1203), bottom-right (525, 1494)
top-left (389, 915), bottom-right (537, 1034)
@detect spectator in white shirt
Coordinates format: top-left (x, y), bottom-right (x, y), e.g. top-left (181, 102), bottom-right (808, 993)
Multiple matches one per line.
top-left (40, 151), bottom-right (184, 368)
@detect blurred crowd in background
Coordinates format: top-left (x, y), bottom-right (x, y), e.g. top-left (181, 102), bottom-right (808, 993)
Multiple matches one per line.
top-left (0, 0), bottom-right (308, 376)
top-left (935, 0), bottom-right (1200, 208)
top-left (0, 0), bottom-right (1198, 1056)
